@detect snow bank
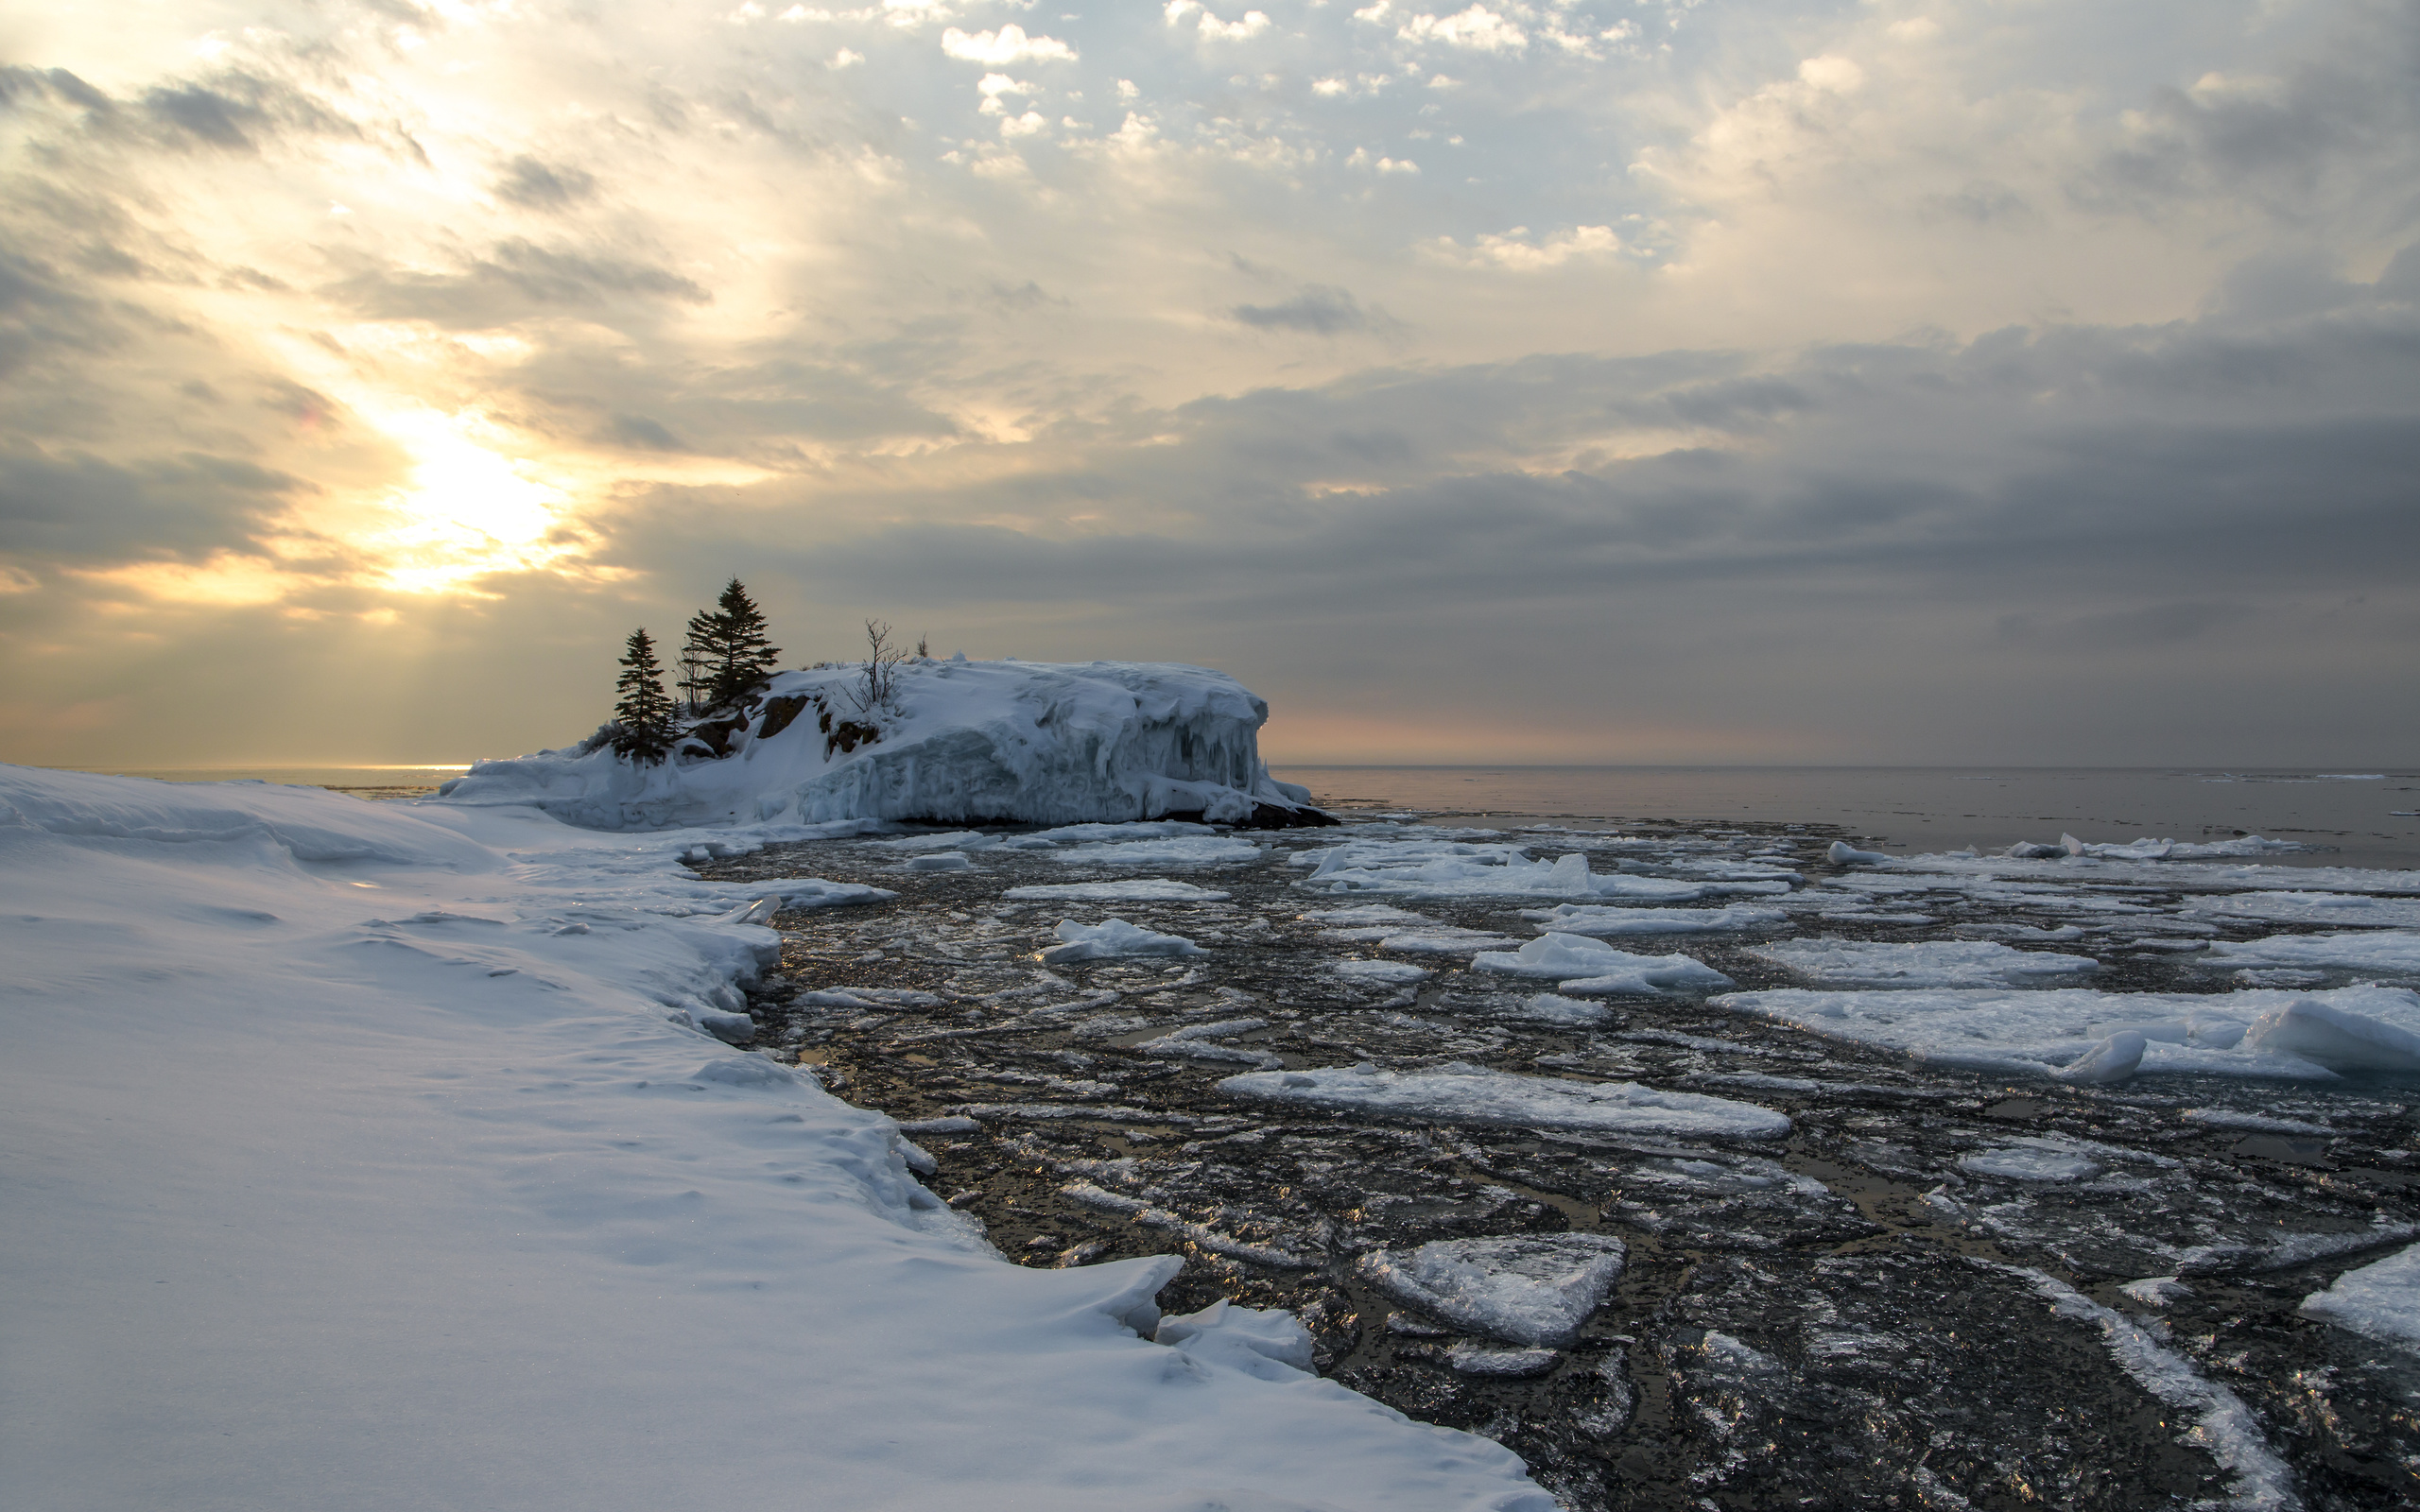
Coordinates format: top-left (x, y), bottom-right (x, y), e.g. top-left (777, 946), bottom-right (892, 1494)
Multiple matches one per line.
top-left (435, 660), bottom-right (1330, 832)
top-left (0, 766), bottom-right (1548, 1512)
top-left (1219, 1062), bottom-right (1790, 1138)
top-left (1358, 1234), bottom-right (1627, 1348)
top-left (1708, 982), bottom-right (2420, 1082)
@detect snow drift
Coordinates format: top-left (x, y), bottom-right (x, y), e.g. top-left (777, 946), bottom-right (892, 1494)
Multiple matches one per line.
top-left (436, 658), bottom-right (1330, 832)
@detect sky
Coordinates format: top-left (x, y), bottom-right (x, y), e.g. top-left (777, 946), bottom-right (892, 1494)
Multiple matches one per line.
top-left (1, 0), bottom-right (2414, 768)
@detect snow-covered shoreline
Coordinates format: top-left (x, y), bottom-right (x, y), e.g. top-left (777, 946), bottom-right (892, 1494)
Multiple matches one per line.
top-left (0, 766), bottom-right (1541, 1512)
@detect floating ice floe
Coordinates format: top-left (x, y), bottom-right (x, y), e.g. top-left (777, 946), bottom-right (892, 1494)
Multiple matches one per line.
top-left (1219, 1062), bottom-right (1790, 1138)
top-left (757, 878), bottom-right (899, 909)
top-left (1473, 935), bottom-right (1736, 995)
top-left (1292, 839), bottom-right (1787, 901)
top-left (2300, 1241), bottom-right (2420, 1351)
top-left (1960, 1142), bottom-right (2103, 1183)
top-left (1743, 937), bottom-right (2099, 988)
top-left (1040, 918), bottom-right (1206, 964)
top-left (1000, 878), bottom-right (1231, 902)
top-left (905, 850), bottom-right (975, 871)
top-left (2185, 891), bottom-right (2420, 929)
top-left (1708, 984), bottom-right (2420, 1081)
top-left (1523, 903), bottom-right (1789, 936)
top-left (1358, 1233), bottom-right (1628, 1348)
top-left (1328, 958), bottom-right (1430, 983)
top-left (1508, 993), bottom-right (1616, 1026)
top-left (2207, 931), bottom-right (2420, 974)
top-left (1050, 835), bottom-right (1264, 867)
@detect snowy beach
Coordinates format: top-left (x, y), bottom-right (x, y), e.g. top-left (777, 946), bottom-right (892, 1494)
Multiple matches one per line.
top-left (12, 748), bottom-right (2419, 1507)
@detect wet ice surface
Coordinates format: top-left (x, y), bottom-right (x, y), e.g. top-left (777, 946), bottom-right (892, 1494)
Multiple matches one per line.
top-left (696, 816), bottom-right (2420, 1510)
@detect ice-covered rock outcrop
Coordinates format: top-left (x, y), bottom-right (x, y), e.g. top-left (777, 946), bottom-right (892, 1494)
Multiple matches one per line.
top-left (435, 658), bottom-right (1331, 832)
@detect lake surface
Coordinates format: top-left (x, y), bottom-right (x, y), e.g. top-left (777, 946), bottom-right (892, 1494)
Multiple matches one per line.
top-left (1271, 766), bottom-right (2420, 869)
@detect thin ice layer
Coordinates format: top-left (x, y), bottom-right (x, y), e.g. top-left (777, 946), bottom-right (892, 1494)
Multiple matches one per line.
top-left (1745, 938), bottom-right (2099, 987)
top-left (2186, 891), bottom-right (2420, 929)
top-left (1359, 1233), bottom-right (1628, 1348)
top-left (1525, 903), bottom-right (1790, 936)
top-left (1219, 1062), bottom-right (1790, 1138)
top-left (436, 660), bottom-right (1323, 830)
top-left (1001, 879), bottom-right (1231, 902)
top-left (2300, 1241), bottom-right (2420, 1351)
top-left (1709, 983), bottom-right (2420, 1081)
top-left (1292, 839), bottom-right (1784, 901)
top-left (2208, 932), bottom-right (2420, 973)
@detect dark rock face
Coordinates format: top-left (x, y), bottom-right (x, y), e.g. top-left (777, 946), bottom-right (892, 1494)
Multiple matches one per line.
top-left (692, 818), bottom-right (2420, 1512)
top-left (756, 694), bottom-right (812, 741)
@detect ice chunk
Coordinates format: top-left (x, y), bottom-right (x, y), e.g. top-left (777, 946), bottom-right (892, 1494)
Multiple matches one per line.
top-left (1446, 1342), bottom-right (1562, 1377)
top-left (1153, 1297), bottom-right (1316, 1379)
top-left (2187, 891), bottom-right (2420, 929)
top-left (1050, 835), bottom-right (1263, 866)
top-left (2120, 1276), bottom-right (2194, 1307)
top-left (1526, 903), bottom-right (1789, 936)
top-left (2240, 998), bottom-right (2420, 1073)
top-left (1372, 928), bottom-right (1522, 954)
top-left (1826, 841), bottom-right (1892, 866)
top-left (1745, 937), bottom-right (2099, 987)
top-left (2300, 1242), bottom-right (2420, 1351)
top-left (2210, 931), bottom-right (2420, 974)
top-left (1294, 839), bottom-right (1772, 901)
top-left (757, 878), bottom-right (897, 909)
top-left (1039, 918), bottom-right (1205, 964)
top-left (1474, 935), bottom-right (1734, 995)
top-left (2051, 1030), bottom-right (2147, 1085)
top-left (1960, 1142), bottom-right (2102, 1182)
top-left (1219, 1062), bottom-right (1790, 1138)
top-left (1708, 982), bottom-right (2420, 1082)
top-left (904, 851), bottom-right (974, 871)
top-left (1001, 879), bottom-right (1230, 902)
top-left (1358, 1233), bottom-right (1626, 1348)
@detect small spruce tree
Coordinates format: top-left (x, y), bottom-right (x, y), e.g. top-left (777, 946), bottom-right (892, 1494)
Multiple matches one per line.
top-left (611, 627), bottom-right (677, 765)
top-left (704, 577), bottom-right (782, 708)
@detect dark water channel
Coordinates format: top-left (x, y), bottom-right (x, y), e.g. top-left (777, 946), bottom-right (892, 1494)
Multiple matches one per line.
top-left (692, 818), bottom-right (2420, 1511)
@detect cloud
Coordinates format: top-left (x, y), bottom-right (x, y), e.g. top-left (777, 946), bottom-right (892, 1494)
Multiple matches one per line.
top-left (941, 26), bottom-right (1077, 64)
top-left (1397, 7), bottom-right (1526, 53)
top-left (1229, 285), bottom-right (1387, 335)
top-left (493, 157), bottom-right (599, 211)
top-left (327, 240), bottom-right (711, 327)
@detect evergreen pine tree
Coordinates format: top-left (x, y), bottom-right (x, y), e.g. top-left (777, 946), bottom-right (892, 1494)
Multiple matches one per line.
top-left (611, 627), bottom-right (677, 765)
top-left (678, 607), bottom-right (719, 715)
top-left (705, 577), bottom-right (781, 708)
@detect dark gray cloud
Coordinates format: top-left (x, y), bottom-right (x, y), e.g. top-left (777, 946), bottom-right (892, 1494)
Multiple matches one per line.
top-left (1230, 284), bottom-right (1384, 335)
top-left (0, 449), bottom-right (307, 563)
top-left (327, 238), bottom-right (710, 326)
top-left (494, 156), bottom-right (598, 211)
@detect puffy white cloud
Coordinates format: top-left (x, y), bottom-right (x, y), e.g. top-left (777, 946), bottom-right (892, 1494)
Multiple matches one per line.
top-left (1397, 6), bottom-right (1526, 53)
top-left (941, 25), bottom-right (1077, 63)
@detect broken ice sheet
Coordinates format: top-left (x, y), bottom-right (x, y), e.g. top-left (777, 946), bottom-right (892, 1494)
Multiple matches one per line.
top-left (1219, 1062), bottom-right (1791, 1138)
top-left (1359, 1232), bottom-right (1627, 1348)
top-left (1744, 937), bottom-right (2099, 987)
top-left (1473, 934), bottom-right (1735, 995)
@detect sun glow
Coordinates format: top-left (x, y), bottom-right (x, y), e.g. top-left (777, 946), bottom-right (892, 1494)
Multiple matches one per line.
top-left (353, 404), bottom-right (582, 593)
